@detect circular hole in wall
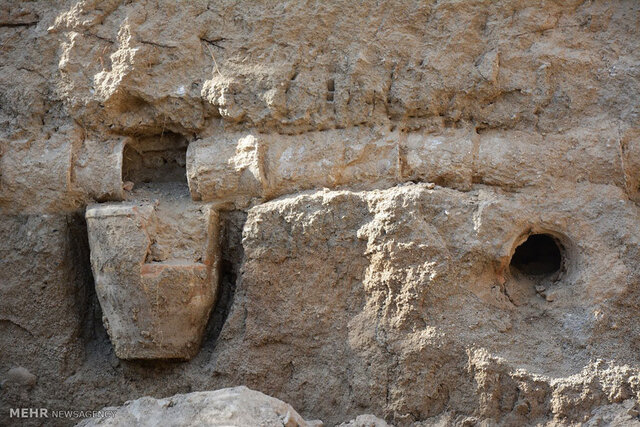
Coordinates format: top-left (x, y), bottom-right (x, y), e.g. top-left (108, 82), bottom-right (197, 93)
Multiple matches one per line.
top-left (509, 233), bottom-right (563, 277)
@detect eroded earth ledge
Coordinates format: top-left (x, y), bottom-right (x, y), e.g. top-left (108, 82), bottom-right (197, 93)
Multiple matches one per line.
top-left (1, 0), bottom-right (640, 426)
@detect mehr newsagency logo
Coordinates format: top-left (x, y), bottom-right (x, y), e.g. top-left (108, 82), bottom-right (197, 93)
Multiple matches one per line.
top-left (10, 407), bottom-right (116, 419)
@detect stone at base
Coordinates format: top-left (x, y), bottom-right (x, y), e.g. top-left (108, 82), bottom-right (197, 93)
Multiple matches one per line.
top-left (76, 386), bottom-right (315, 427)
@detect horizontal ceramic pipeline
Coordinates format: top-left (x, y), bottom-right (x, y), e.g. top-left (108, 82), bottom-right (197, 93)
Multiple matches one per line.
top-left (185, 127), bottom-right (401, 204)
top-left (185, 125), bottom-right (628, 207)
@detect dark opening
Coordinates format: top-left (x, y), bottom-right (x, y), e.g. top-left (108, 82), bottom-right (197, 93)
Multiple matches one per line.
top-left (326, 79), bottom-right (335, 101)
top-left (122, 133), bottom-right (187, 185)
top-left (510, 234), bottom-right (562, 277)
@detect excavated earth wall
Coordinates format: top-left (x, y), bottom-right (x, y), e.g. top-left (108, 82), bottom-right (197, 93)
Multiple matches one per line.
top-left (1, 0), bottom-right (640, 425)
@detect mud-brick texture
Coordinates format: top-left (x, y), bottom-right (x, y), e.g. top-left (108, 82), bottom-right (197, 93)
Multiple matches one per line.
top-left (212, 184), bottom-right (640, 425)
top-left (0, 214), bottom-right (89, 424)
top-left (1, 0), bottom-right (640, 425)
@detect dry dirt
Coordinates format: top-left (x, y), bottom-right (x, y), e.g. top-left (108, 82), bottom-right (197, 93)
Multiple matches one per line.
top-left (1, 0), bottom-right (640, 426)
